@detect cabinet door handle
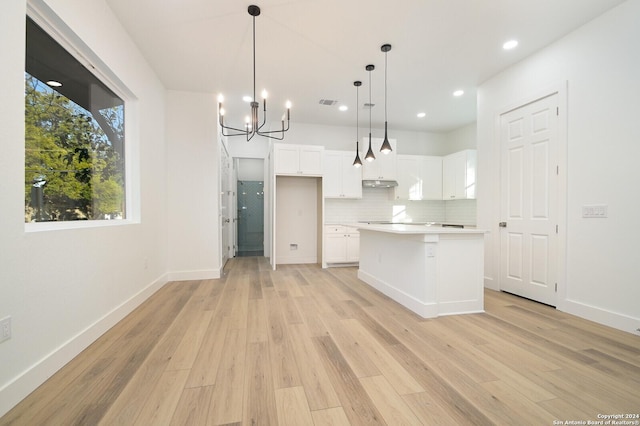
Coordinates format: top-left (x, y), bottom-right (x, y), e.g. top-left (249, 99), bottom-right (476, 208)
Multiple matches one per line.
top-left (499, 222), bottom-right (507, 228)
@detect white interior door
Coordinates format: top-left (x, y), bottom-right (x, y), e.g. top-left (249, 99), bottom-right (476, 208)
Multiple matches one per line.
top-left (500, 93), bottom-right (559, 306)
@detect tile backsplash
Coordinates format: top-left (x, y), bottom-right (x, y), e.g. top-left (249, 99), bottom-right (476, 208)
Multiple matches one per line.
top-left (324, 188), bottom-right (476, 225)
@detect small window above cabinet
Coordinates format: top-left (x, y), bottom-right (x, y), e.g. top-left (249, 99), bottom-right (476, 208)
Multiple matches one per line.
top-left (273, 143), bottom-right (323, 176)
top-left (442, 149), bottom-right (476, 200)
top-left (323, 150), bottom-right (362, 198)
top-left (395, 155), bottom-right (442, 200)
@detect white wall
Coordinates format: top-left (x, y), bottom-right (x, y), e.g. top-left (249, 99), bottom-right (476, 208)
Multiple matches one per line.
top-left (444, 122), bottom-right (477, 154)
top-left (477, 0), bottom-right (640, 333)
top-left (166, 91), bottom-right (221, 280)
top-left (237, 159), bottom-right (265, 181)
top-left (275, 177), bottom-right (320, 264)
top-left (0, 0), bottom-right (168, 416)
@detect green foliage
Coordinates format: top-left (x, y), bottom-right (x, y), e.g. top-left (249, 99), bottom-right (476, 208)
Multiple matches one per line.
top-left (24, 74), bottom-right (125, 222)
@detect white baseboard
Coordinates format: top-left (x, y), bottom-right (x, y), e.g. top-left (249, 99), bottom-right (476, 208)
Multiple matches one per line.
top-left (276, 256), bottom-right (318, 265)
top-left (484, 276), bottom-right (499, 291)
top-left (167, 269), bottom-right (221, 281)
top-left (0, 273), bottom-right (169, 418)
top-left (357, 270), bottom-right (439, 318)
top-left (559, 299), bottom-right (640, 336)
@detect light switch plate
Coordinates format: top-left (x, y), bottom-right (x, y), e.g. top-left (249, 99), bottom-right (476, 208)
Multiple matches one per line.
top-left (582, 204), bottom-right (608, 218)
top-left (0, 316), bottom-right (11, 343)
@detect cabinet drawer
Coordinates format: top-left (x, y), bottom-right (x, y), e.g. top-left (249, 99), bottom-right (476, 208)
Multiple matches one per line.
top-left (325, 225), bottom-right (347, 234)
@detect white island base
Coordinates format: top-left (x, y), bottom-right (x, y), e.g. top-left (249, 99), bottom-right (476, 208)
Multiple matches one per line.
top-left (356, 224), bottom-right (485, 318)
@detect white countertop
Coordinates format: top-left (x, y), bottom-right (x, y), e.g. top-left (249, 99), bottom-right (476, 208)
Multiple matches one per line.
top-left (351, 223), bottom-right (485, 234)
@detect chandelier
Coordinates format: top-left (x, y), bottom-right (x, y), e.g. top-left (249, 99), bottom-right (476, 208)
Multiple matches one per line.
top-left (217, 5), bottom-right (291, 141)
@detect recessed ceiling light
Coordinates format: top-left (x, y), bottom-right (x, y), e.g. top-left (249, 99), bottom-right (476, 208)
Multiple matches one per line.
top-left (339, 105), bottom-right (348, 112)
top-left (453, 90), bottom-right (464, 97)
top-left (503, 39), bottom-right (518, 50)
top-left (46, 80), bottom-right (62, 87)
top-left (417, 112), bottom-right (426, 118)
top-left (242, 95), bottom-right (252, 102)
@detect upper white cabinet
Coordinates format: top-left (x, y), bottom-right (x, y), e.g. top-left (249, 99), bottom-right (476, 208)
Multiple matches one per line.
top-left (323, 150), bottom-right (362, 198)
top-left (273, 143), bottom-right (323, 176)
top-left (361, 138), bottom-right (397, 180)
top-left (395, 155), bottom-right (443, 200)
top-left (442, 149), bottom-right (476, 200)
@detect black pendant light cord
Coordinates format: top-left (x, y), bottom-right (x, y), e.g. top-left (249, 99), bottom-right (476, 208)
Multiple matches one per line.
top-left (357, 84), bottom-right (359, 144)
top-left (365, 64), bottom-right (375, 161)
top-left (384, 49), bottom-right (387, 123)
top-left (353, 80), bottom-right (363, 167)
top-left (252, 13), bottom-right (256, 104)
top-left (380, 43), bottom-right (393, 154)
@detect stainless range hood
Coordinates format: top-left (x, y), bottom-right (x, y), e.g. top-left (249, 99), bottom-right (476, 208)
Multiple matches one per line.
top-left (362, 179), bottom-right (398, 188)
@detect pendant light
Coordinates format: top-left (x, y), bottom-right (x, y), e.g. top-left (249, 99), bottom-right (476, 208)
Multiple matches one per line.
top-left (380, 44), bottom-right (393, 154)
top-left (365, 64), bottom-right (376, 162)
top-left (217, 5), bottom-right (291, 141)
top-left (353, 81), bottom-right (363, 167)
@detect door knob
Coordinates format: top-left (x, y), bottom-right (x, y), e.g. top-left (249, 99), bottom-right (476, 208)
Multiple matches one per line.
top-left (499, 221), bottom-right (507, 228)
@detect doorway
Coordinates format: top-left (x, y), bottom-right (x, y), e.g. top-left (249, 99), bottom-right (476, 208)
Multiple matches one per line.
top-left (236, 159), bottom-right (265, 257)
top-left (499, 92), bottom-right (560, 306)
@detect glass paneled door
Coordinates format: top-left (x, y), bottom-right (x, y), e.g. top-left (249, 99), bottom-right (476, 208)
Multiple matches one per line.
top-left (237, 180), bottom-right (264, 256)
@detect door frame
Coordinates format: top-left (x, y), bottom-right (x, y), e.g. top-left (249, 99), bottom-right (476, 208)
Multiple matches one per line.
top-left (219, 141), bottom-right (232, 268)
top-left (494, 82), bottom-right (568, 309)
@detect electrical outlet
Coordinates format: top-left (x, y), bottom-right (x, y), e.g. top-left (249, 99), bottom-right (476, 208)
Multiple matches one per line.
top-left (0, 316), bottom-right (11, 343)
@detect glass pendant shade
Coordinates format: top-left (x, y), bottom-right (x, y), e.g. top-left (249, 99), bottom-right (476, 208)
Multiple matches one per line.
top-left (365, 134), bottom-right (375, 161)
top-left (380, 122), bottom-right (392, 154)
top-left (353, 144), bottom-right (363, 167)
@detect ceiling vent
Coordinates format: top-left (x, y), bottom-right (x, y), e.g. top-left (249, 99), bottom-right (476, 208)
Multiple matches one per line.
top-left (319, 99), bottom-right (338, 106)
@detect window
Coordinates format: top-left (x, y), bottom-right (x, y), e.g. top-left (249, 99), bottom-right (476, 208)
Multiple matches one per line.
top-left (25, 16), bottom-right (126, 223)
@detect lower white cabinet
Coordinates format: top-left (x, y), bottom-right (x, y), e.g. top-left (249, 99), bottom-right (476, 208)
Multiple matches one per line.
top-left (324, 225), bottom-right (359, 264)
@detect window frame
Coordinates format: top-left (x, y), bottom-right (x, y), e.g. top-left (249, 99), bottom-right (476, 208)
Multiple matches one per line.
top-left (25, 1), bottom-right (139, 232)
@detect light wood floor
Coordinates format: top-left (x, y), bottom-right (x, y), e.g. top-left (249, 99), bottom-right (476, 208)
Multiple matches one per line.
top-left (2, 257), bottom-right (639, 425)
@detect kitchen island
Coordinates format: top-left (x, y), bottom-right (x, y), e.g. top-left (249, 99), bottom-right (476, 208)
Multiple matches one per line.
top-left (355, 223), bottom-right (485, 318)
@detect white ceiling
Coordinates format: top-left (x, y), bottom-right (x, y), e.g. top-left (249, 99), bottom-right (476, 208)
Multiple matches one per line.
top-left (105, 0), bottom-right (625, 133)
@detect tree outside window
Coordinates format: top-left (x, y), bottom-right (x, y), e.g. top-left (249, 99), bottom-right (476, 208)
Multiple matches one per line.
top-left (25, 17), bottom-right (126, 222)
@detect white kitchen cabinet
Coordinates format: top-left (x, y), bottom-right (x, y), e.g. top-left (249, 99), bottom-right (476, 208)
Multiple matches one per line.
top-left (361, 138), bottom-right (397, 180)
top-left (443, 149), bottom-right (476, 200)
top-left (324, 225), bottom-right (360, 264)
top-left (395, 155), bottom-right (442, 200)
top-left (273, 143), bottom-right (323, 176)
top-left (323, 150), bottom-right (362, 198)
